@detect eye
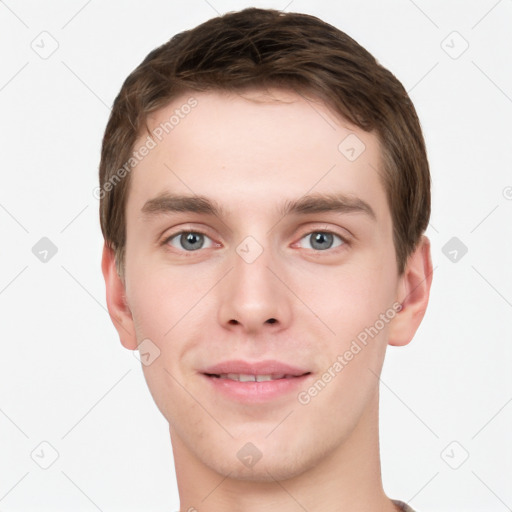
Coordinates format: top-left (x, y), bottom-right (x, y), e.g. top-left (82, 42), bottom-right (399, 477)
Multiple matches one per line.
top-left (166, 231), bottom-right (215, 251)
top-left (297, 231), bottom-right (345, 251)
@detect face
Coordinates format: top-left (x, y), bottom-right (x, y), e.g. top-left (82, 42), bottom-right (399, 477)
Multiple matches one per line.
top-left (119, 88), bottom-right (405, 481)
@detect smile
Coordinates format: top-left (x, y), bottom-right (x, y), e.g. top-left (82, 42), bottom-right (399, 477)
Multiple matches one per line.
top-left (202, 372), bottom-right (312, 403)
top-left (206, 373), bottom-right (305, 382)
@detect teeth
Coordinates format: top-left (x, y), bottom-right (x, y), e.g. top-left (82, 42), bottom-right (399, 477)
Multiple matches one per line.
top-left (234, 373), bottom-right (254, 382)
top-left (218, 373), bottom-right (288, 382)
top-left (255, 375), bottom-right (272, 382)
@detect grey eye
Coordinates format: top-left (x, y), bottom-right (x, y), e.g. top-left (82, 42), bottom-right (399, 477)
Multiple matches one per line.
top-left (299, 232), bottom-right (344, 251)
top-left (168, 232), bottom-right (213, 251)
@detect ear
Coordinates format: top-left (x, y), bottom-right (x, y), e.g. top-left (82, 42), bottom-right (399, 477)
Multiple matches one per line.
top-left (101, 243), bottom-right (138, 350)
top-left (388, 235), bottom-right (433, 347)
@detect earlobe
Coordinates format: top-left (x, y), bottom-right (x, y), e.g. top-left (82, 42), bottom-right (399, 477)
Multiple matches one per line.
top-left (388, 235), bottom-right (433, 347)
top-left (101, 243), bottom-right (138, 350)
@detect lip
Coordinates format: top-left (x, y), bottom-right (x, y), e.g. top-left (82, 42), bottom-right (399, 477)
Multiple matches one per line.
top-left (201, 359), bottom-right (310, 376)
top-left (200, 359), bottom-right (312, 403)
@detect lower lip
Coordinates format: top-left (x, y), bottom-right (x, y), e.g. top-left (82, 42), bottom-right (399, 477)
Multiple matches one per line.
top-left (202, 373), bottom-right (312, 403)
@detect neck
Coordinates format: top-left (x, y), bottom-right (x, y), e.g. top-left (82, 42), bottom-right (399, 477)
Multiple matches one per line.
top-left (171, 389), bottom-right (397, 512)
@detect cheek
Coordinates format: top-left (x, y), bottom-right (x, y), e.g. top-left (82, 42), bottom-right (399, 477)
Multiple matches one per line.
top-left (297, 283), bottom-right (393, 429)
top-left (312, 260), bottom-right (396, 332)
top-left (125, 265), bottom-right (203, 418)
top-left (300, 257), bottom-right (397, 397)
top-left (125, 261), bottom-right (203, 339)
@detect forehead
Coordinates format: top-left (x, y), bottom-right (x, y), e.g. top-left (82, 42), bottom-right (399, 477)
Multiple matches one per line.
top-left (128, 88), bottom-right (389, 222)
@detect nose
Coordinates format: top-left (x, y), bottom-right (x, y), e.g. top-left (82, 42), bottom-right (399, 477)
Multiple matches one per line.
top-left (217, 242), bottom-right (292, 334)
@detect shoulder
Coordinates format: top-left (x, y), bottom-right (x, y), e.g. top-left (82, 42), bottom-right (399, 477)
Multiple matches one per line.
top-left (392, 500), bottom-right (417, 512)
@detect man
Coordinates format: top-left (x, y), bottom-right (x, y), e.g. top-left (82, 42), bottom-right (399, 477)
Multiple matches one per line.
top-left (99, 8), bottom-right (432, 511)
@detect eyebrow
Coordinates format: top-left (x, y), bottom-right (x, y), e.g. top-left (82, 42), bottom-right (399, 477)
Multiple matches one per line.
top-left (141, 192), bottom-right (376, 221)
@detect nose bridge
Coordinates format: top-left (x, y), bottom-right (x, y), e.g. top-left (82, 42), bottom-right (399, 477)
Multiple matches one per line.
top-left (217, 235), bottom-right (291, 331)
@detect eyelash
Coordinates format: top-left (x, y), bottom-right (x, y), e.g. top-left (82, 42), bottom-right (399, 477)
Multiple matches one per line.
top-left (162, 228), bottom-right (350, 254)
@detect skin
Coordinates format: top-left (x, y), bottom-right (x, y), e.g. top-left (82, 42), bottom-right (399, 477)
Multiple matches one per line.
top-left (102, 88), bottom-right (432, 512)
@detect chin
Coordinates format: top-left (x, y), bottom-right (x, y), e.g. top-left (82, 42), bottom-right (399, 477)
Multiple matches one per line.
top-left (206, 451), bottom-right (310, 483)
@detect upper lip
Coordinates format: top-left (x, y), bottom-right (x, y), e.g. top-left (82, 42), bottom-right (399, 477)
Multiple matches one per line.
top-left (201, 359), bottom-right (310, 376)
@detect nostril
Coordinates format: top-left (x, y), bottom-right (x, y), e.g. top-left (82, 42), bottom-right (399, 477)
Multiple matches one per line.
top-left (266, 318), bottom-right (277, 324)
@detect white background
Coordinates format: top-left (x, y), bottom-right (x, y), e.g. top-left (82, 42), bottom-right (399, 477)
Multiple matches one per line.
top-left (1, 0), bottom-right (511, 511)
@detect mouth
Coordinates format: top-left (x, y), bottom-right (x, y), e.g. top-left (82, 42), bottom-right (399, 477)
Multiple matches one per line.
top-left (200, 363), bottom-right (313, 402)
top-left (204, 372), bottom-right (311, 382)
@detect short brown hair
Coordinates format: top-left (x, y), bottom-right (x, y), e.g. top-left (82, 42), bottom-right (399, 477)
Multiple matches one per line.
top-left (99, 7), bottom-right (430, 276)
